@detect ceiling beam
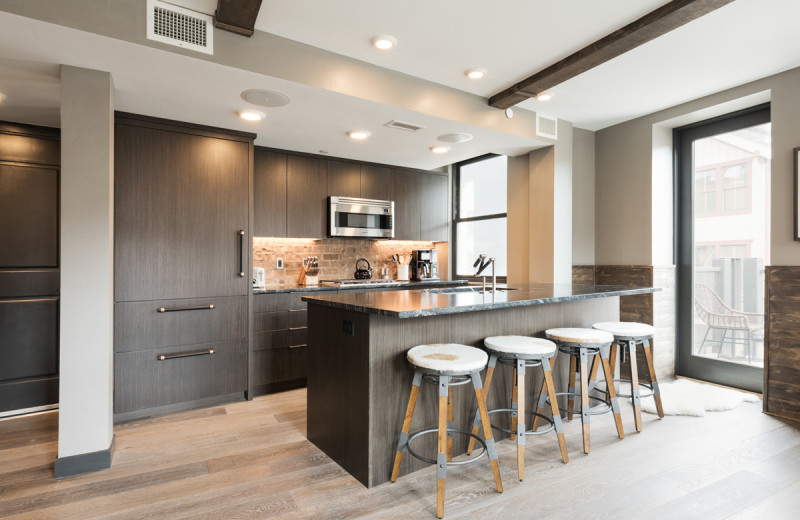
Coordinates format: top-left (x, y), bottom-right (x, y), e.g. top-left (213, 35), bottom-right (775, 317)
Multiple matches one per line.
top-left (489, 0), bottom-right (736, 109)
top-left (214, 0), bottom-right (263, 37)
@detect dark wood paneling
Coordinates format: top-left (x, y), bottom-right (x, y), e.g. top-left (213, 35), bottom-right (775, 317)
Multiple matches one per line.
top-left (0, 377), bottom-right (58, 414)
top-left (572, 265), bottom-right (596, 285)
top-left (253, 149), bottom-right (286, 237)
top-left (0, 126), bottom-right (60, 166)
top-left (286, 155), bottom-right (327, 238)
top-left (115, 296), bottom-right (247, 353)
top-left (389, 169), bottom-right (420, 240)
top-left (327, 160), bottom-right (361, 198)
top-left (419, 173), bottom-right (448, 242)
top-left (0, 298), bottom-right (58, 381)
top-left (214, 0), bottom-right (262, 36)
top-left (114, 339), bottom-right (247, 414)
top-left (360, 165), bottom-right (390, 201)
top-left (0, 270), bottom-right (58, 298)
top-left (595, 265), bottom-right (654, 383)
top-left (114, 122), bottom-right (250, 301)
top-left (764, 266), bottom-right (800, 422)
top-left (252, 347), bottom-right (308, 387)
top-left (0, 164), bottom-right (58, 267)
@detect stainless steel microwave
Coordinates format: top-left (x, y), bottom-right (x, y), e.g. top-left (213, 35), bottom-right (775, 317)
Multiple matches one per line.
top-left (328, 196), bottom-right (394, 238)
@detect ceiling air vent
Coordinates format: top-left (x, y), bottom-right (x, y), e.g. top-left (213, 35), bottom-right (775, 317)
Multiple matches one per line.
top-left (146, 0), bottom-right (214, 55)
top-left (384, 120), bottom-right (426, 132)
top-left (536, 114), bottom-right (558, 140)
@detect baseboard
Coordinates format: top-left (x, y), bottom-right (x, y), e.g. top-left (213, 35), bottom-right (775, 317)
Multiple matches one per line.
top-left (253, 379), bottom-right (307, 396)
top-left (54, 435), bottom-right (115, 479)
top-left (113, 392), bottom-right (245, 424)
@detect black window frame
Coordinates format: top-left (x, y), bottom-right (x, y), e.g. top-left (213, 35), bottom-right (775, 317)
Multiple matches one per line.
top-left (452, 153), bottom-right (508, 282)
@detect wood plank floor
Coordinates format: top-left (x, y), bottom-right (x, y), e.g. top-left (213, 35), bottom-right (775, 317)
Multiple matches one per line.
top-left (0, 388), bottom-right (798, 519)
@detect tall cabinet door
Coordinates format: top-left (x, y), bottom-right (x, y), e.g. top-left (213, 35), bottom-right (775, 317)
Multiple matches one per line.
top-left (287, 155), bottom-right (327, 238)
top-left (390, 169), bottom-right (420, 240)
top-left (254, 149), bottom-right (287, 237)
top-left (115, 124), bottom-right (250, 301)
top-left (420, 173), bottom-right (449, 242)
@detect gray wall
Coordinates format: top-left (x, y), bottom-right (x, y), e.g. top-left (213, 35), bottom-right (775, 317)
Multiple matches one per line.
top-left (572, 128), bottom-right (596, 265)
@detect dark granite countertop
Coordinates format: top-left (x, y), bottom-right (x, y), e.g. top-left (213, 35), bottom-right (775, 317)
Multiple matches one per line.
top-left (253, 279), bottom-right (468, 294)
top-left (301, 283), bottom-right (659, 318)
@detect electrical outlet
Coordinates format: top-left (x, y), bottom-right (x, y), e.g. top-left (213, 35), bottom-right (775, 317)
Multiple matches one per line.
top-left (277, 258), bottom-right (284, 269)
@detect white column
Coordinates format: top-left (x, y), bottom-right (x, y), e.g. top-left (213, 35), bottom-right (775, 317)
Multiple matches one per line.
top-left (57, 66), bottom-right (114, 471)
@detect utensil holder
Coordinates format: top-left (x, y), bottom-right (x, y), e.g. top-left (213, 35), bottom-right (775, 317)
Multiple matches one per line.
top-left (397, 264), bottom-right (409, 281)
top-left (304, 275), bottom-right (319, 286)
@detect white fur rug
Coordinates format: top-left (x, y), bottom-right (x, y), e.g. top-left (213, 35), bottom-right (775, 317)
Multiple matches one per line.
top-left (638, 378), bottom-right (760, 417)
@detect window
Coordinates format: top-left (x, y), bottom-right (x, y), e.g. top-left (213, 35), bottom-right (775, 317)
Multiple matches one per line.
top-left (453, 155), bottom-right (507, 279)
top-left (694, 159), bottom-right (752, 216)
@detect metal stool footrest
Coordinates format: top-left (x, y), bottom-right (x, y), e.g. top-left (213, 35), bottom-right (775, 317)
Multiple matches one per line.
top-left (496, 357), bottom-right (544, 369)
top-left (421, 374), bottom-right (472, 386)
top-left (486, 408), bottom-right (554, 435)
top-left (595, 379), bottom-right (655, 399)
top-left (406, 428), bottom-right (488, 466)
top-left (545, 391), bottom-right (612, 416)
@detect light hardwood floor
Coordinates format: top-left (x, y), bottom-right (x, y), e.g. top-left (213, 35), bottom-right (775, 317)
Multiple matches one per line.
top-left (0, 388), bottom-right (798, 519)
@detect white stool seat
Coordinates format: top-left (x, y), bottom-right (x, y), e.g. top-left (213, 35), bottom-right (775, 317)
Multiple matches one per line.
top-left (593, 321), bottom-right (655, 338)
top-left (545, 327), bottom-right (613, 344)
top-left (484, 336), bottom-right (556, 356)
top-left (407, 343), bottom-right (488, 373)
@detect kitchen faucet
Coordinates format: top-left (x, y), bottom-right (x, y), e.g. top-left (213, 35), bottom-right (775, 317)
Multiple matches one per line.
top-left (473, 254), bottom-right (497, 293)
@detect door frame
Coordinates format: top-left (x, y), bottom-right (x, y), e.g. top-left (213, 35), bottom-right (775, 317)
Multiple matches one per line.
top-left (674, 103), bottom-right (770, 392)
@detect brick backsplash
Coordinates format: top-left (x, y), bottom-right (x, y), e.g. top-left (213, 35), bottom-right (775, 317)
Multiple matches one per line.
top-left (253, 237), bottom-right (440, 285)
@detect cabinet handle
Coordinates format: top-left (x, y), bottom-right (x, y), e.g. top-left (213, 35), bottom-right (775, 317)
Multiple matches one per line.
top-left (289, 326), bottom-right (308, 331)
top-left (288, 309), bottom-right (305, 313)
top-left (289, 344), bottom-right (307, 349)
top-left (157, 304), bottom-right (215, 313)
top-left (238, 230), bottom-right (245, 277)
top-left (158, 349), bottom-right (215, 361)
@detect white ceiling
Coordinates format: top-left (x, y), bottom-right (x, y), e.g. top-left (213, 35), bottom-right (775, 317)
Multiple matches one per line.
top-left (1, 0), bottom-right (800, 167)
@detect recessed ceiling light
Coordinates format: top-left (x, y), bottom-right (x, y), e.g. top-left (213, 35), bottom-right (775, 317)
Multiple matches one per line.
top-left (371, 35), bottom-right (397, 50)
top-left (347, 130), bottom-right (372, 140)
top-left (437, 133), bottom-right (472, 143)
top-left (465, 68), bottom-right (487, 79)
top-left (430, 146), bottom-right (451, 154)
top-left (237, 110), bottom-right (265, 121)
top-left (536, 92), bottom-right (554, 102)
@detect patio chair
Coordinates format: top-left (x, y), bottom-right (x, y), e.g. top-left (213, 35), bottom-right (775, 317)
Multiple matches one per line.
top-left (694, 283), bottom-right (764, 361)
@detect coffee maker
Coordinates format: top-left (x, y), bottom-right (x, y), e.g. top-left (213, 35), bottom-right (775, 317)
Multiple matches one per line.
top-left (411, 249), bottom-right (439, 281)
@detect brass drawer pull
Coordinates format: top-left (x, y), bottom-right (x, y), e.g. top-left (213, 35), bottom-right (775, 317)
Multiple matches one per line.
top-left (157, 304), bottom-right (215, 313)
top-left (289, 344), bottom-right (307, 349)
top-left (289, 326), bottom-right (308, 331)
top-left (157, 349), bottom-right (215, 361)
top-left (288, 309), bottom-right (305, 312)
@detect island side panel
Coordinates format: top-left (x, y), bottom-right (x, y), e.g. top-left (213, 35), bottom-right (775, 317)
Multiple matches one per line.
top-left (368, 296), bottom-right (619, 487)
top-left (306, 303), bottom-right (371, 486)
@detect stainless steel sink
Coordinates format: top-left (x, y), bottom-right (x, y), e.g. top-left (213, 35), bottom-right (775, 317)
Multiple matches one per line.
top-left (417, 286), bottom-right (516, 294)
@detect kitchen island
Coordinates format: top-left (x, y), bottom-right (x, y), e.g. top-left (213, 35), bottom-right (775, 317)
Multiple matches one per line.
top-left (303, 283), bottom-right (658, 488)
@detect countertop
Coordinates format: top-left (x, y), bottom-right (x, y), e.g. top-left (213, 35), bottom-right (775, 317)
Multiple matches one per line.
top-left (253, 279), bottom-right (467, 294)
top-left (301, 282), bottom-right (659, 318)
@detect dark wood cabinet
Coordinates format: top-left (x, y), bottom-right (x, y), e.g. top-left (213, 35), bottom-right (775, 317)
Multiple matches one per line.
top-left (420, 173), bottom-right (449, 242)
top-left (287, 154), bottom-right (327, 238)
top-left (113, 114), bottom-right (254, 420)
top-left (253, 149), bottom-right (287, 237)
top-left (327, 160), bottom-right (361, 198)
top-left (360, 165), bottom-right (391, 201)
top-left (390, 169), bottom-right (421, 240)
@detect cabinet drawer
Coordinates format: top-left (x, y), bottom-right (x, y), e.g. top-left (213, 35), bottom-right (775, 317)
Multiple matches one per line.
top-left (253, 346), bottom-right (308, 387)
top-left (253, 310), bottom-right (306, 332)
top-left (254, 328), bottom-right (307, 351)
top-left (114, 339), bottom-right (246, 414)
top-left (0, 298), bottom-right (58, 381)
top-left (253, 293), bottom-right (292, 312)
top-left (115, 296), bottom-right (246, 353)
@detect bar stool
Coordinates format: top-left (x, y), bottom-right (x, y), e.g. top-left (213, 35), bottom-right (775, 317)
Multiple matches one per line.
top-left (466, 336), bottom-right (568, 482)
top-left (542, 328), bottom-right (625, 454)
top-left (592, 322), bottom-right (665, 431)
top-left (390, 343), bottom-right (503, 519)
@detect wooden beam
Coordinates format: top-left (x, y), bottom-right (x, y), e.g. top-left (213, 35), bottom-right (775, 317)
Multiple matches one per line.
top-left (214, 0), bottom-right (263, 37)
top-left (489, 0), bottom-right (736, 109)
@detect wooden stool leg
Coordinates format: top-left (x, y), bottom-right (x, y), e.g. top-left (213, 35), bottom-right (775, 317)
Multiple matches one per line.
top-left (542, 356), bottom-right (568, 463)
top-left (627, 340), bottom-right (643, 432)
top-left (467, 355), bottom-right (496, 454)
top-left (510, 367), bottom-right (519, 440)
top-left (642, 340), bottom-right (664, 418)
top-left (470, 371), bottom-right (503, 495)
top-left (447, 386), bottom-right (454, 461)
top-left (607, 343), bottom-right (618, 404)
top-left (391, 371), bottom-right (422, 482)
top-left (587, 355), bottom-right (601, 394)
top-left (579, 348), bottom-right (591, 454)
top-left (516, 359), bottom-right (526, 481)
top-left (533, 354), bottom-right (558, 431)
top-left (436, 375), bottom-right (450, 519)
top-left (600, 346), bottom-right (625, 440)
top-left (567, 354), bottom-right (577, 421)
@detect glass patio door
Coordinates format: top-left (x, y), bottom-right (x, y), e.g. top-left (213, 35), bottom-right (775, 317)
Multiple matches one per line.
top-left (676, 105), bottom-right (770, 393)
